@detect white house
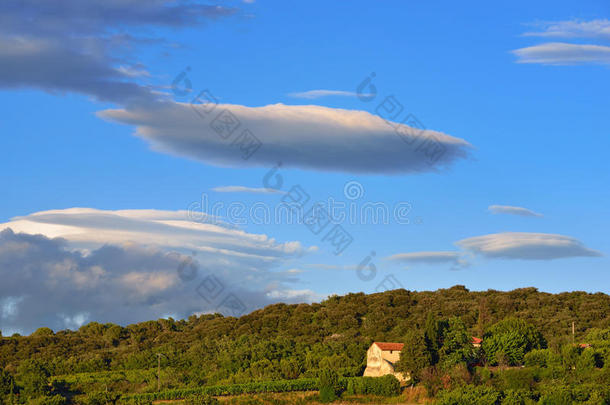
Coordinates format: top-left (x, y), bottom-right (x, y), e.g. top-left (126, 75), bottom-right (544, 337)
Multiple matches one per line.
top-left (363, 342), bottom-right (409, 382)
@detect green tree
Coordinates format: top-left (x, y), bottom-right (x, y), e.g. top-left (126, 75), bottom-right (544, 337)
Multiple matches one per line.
top-left (31, 328), bottom-right (54, 338)
top-left (482, 318), bottom-right (545, 366)
top-left (395, 329), bottom-right (432, 382)
top-left (18, 359), bottom-right (50, 399)
top-left (439, 317), bottom-right (474, 369)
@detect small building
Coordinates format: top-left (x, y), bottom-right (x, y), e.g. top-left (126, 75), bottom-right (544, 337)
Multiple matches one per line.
top-left (363, 337), bottom-right (483, 381)
top-left (363, 342), bottom-right (409, 382)
top-left (471, 336), bottom-right (483, 348)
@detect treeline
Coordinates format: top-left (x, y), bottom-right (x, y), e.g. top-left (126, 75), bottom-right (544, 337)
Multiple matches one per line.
top-left (0, 286), bottom-right (609, 404)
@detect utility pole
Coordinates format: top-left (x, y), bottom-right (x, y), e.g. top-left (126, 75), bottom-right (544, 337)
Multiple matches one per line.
top-left (156, 353), bottom-right (167, 391)
top-left (572, 321), bottom-right (575, 344)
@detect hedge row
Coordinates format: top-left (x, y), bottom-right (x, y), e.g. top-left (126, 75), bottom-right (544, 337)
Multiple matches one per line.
top-left (119, 378), bottom-right (319, 402)
top-left (345, 375), bottom-right (401, 397)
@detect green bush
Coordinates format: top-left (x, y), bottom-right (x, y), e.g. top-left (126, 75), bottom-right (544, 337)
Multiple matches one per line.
top-left (523, 349), bottom-right (551, 368)
top-left (501, 389), bottom-right (535, 405)
top-left (185, 394), bottom-right (219, 405)
top-left (26, 395), bottom-right (67, 405)
top-left (318, 369), bottom-right (340, 402)
top-left (84, 391), bottom-right (121, 405)
top-left (437, 385), bottom-right (501, 405)
top-left (345, 375), bottom-right (400, 397)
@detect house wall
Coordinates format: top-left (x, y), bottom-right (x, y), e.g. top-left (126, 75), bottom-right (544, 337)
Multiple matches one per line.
top-left (363, 344), bottom-right (409, 383)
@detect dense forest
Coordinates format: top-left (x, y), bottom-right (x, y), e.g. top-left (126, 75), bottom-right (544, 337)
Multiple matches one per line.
top-left (1, 286), bottom-right (609, 404)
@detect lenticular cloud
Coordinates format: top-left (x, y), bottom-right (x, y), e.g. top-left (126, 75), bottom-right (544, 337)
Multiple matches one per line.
top-left (99, 102), bottom-right (472, 174)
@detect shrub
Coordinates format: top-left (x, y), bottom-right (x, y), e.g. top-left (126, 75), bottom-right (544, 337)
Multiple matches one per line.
top-left (345, 375), bottom-right (400, 397)
top-left (501, 389), bottom-right (535, 405)
top-left (538, 386), bottom-right (571, 405)
top-left (26, 395), bottom-right (67, 405)
top-left (318, 369), bottom-right (340, 402)
top-left (185, 394), bottom-right (219, 405)
top-left (84, 391), bottom-right (121, 405)
top-left (523, 349), bottom-right (551, 368)
top-left (437, 385), bottom-right (501, 405)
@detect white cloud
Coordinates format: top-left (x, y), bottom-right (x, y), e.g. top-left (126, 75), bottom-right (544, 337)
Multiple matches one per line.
top-left (385, 251), bottom-right (468, 270)
top-left (524, 19), bottom-right (610, 40)
top-left (98, 102), bottom-right (472, 174)
top-left (288, 89), bottom-right (366, 99)
top-left (512, 42), bottom-right (610, 65)
top-left (488, 205), bottom-right (543, 217)
top-left (265, 288), bottom-right (326, 302)
top-left (386, 251), bottom-right (463, 263)
top-left (212, 185), bottom-right (285, 194)
top-left (0, 208), bottom-right (316, 334)
top-left (456, 232), bottom-right (602, 260)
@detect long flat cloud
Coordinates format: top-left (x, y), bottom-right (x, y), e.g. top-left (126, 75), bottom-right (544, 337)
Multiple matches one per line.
top-left (98, 102), bottom-right (472, 174)
top-left (386, 251), bottom-right (463, 264)
top-left (488, 205), bottom-right (543, 217)
top-left (512, 42), bottom-right (610, 65)
top-left (212, 186), bottom-right (284, 194)
top-left (288, 90), bottom-right (362, 99)
top-left (456, 232), bottom-right (602, 260)
top-left (0, 0), bottom-right (235, 103)
top-left (0, 208), bottom-right (318, 334)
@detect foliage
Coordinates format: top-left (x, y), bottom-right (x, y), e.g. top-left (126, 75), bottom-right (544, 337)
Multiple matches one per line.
top-left (345, 375), bottom-right (399, 397)
top-left (318, 369), bottom-right (340, 402)
top-left (395, 329), bottom-right (431, 381)
top-left (18, 359), bottom-right (50, 399)
top-left (0, 287), bottom-right (609, 402)
top-left (439, 317), bottom-right (476, 369)
top-left (184, 394), bottom-right (219, 405)
top-left (482, 318), bottom-right (545, 366)
top-left (436, 385), bottom-right (501, 405)
top-left (25, 395), bottom-right (67, 405)
top-left (0, 369), bottom-right (15, 397)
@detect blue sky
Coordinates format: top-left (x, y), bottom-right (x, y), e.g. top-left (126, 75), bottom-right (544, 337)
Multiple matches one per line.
top-left (1, 0), bottom-right (609, 334)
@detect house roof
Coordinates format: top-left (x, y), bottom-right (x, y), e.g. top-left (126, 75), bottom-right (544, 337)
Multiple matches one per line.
top-left (373, 342), bottom-right (404, 351)
top-left (471, 336), bottom-right (483, 345)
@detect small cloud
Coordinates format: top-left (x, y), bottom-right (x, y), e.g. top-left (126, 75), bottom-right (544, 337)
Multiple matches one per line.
top-left (265, 288), bottom-right (325, 302)
top-left (523, 19), bottom-right (610, 40)
top-left (488, 205), bottom-right (543, 217)
top-left (456, 232), bottom-right (602, 260)
top-left (288, 89), bottom-right (368, 99)
top-left (305, 263), bottom-right (358, 270)
top-left (212, 185), bottom-right (284, 194)
top-left (386, 251), bottom-right (468, 270)
top-left (512, 42), bottom-right (610, 65)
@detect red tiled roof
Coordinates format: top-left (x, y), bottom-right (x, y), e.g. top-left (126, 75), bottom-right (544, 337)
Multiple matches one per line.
top-left (471, 336), bottom-right (483, 345)
top-left (374, 342), bottom-right (404, 351)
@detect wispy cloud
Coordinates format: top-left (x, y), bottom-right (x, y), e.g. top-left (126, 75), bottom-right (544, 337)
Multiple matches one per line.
top-left (456, 232), bottom-right (602, 260)
top-left (512, 42), bottom-right (610, 65)
top-left (212, 186), bottom-right (285, 194)
top-left (488, 205), bottom-right (543, 217)
top-left (288, 89), bottom-right (369, 99)
top-left (523, 19), bottom-right (610, 40)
